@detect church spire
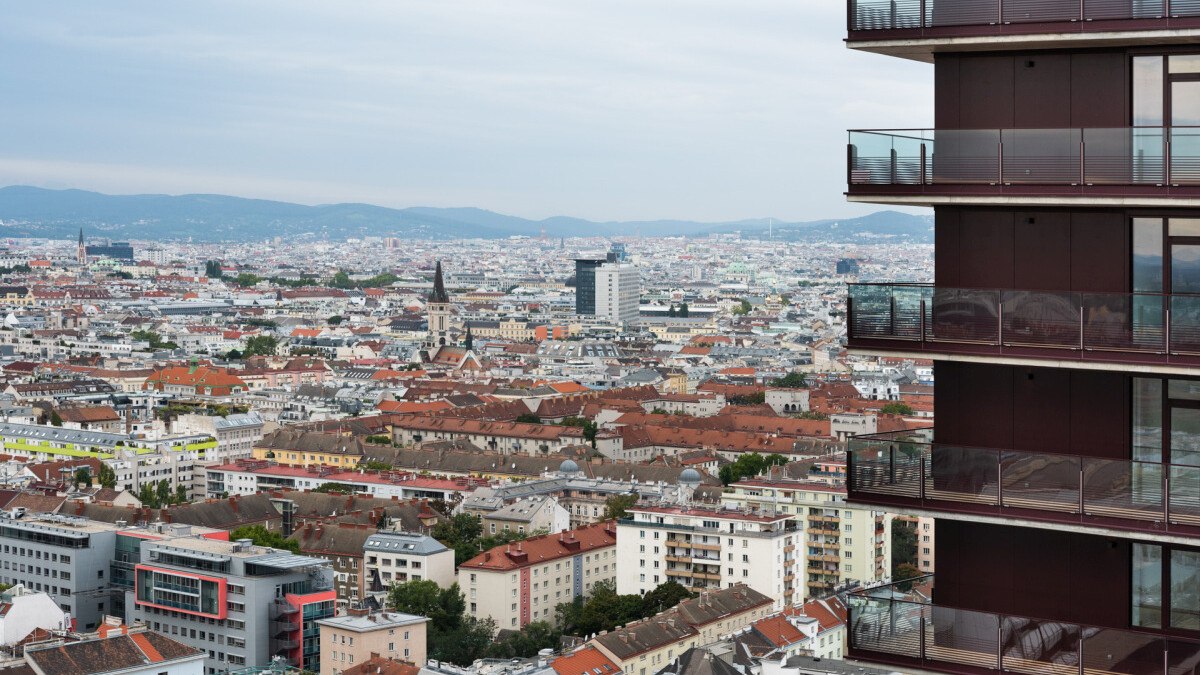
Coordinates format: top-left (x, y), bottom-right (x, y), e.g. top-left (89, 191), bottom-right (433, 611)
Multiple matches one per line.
top-left (429, 260), bottom-right (449, 304)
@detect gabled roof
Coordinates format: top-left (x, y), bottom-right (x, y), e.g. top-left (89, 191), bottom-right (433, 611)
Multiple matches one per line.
top-left (552, 646), bottom-right (621, 675)
top-left (24, 631), bottom-right (201, 675)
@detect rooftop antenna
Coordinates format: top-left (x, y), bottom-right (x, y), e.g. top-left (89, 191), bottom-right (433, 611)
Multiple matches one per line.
top-left (769, 218), bottom-right (774, 240)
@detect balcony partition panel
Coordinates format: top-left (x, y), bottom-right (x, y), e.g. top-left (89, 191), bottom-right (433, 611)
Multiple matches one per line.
top-left (849, 0), bottom-right (1200, 31)
top-left (851, 578), bottom-right (1200, 675)
top-left (848, 430), bottom-right (1200, 535)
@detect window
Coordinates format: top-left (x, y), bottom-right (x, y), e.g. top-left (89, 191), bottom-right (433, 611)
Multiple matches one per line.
top-left (1133, 543), bottom-right (1200, 631)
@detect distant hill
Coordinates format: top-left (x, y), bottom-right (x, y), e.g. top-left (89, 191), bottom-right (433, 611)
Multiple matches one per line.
top-left (0, 186), bottom-right (932, 242)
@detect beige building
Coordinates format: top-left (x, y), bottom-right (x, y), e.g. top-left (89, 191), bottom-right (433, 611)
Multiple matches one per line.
top-left (458, 521), bottom-right (617, 631)
top-left (722, 478), bottom-right (892, 600)
top-left (589, 584), bottom-right (773, 675)
top-left (318, 609), bottom-right (429, 675)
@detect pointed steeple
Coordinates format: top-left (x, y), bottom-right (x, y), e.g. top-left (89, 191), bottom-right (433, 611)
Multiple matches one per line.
top-left (78, 227), bottom-right (84, 246)
top-left (429, 260), bottom-right (449, 304)
top-left (464, 323), bottom-right (473, 351)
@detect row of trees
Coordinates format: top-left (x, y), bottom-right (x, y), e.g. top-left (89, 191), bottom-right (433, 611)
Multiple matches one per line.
top-left (130, 329), bottom-right (178, 351)
top-left (137, 480), bottom-right (189, 509)
top-left (386, 578), bottom-right (694, 666)
top-left (666, 303), bottom-right (690, 317)
top-left (718, 451), bottom-right (790, 485)
top-left (230, 524), bottom-right (300, 553)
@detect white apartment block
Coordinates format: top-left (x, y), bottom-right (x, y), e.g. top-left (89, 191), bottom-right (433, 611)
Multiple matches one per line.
top-left (616, 506), bottom-right (800, 610)
top-left (594, 264), bottom-right (640, 327)
top-left (722, 479), bottom-right (892, 600)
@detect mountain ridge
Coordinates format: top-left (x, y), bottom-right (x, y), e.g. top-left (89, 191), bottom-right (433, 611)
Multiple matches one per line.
top-left (0, 186), bottom-right (932, 242)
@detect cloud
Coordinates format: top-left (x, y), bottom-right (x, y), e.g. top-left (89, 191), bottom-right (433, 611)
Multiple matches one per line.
top-left (0, 1), bottom-right (932, 222)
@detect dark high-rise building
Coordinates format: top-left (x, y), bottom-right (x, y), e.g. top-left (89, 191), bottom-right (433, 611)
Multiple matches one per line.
top-left (85, 241), bottom-right (134, 261)
top-left (844, 4), bottom-right (1200, 672)
top-left (836, 258), bottom-right (860, 275)
top-left (574, 258), bottom-right (605, 315)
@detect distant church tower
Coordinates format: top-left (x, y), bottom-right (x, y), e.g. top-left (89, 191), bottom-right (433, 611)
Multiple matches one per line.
top-left (76, 228), bottom-right (87, 266)
top-left (425, 261), bottom-right (451, 349)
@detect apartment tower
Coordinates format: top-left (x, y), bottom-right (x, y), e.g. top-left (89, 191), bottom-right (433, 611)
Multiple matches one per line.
top-left (843, 2), bottom-right (1200, 672)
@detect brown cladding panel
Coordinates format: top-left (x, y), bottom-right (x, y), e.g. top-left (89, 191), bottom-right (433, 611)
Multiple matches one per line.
top-left (934, 54), bottom-right (962, 130)
top-left (1070, 370), bottom-right (1129, 459)
top-left (1071, 211), bottom-right (1129, 293)
top-left (931, 360), bottom-right (962, 446)
top-left (1012, 367), bottom-right (1071, 452)
top-left (1070, 52), bottom-right (1129, 128)
top-left (936, 361), bottom-right (1015, 449)
top-left (959, 55), bottom-right (1016, 129)
top-left (935, 520), bottom-right (1131, 628)
top-left (959, 211), bottom-right (1014, 289)
top-left (1014, 211), bottom-right (1071, 291)
top-left (934, 208), bottom-right (960, 287)
top-left (1014, 55), bottom-right (1072, 128)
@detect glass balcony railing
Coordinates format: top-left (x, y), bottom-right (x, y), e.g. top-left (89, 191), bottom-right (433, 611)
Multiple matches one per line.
top-left (848, 429), bottom-right (1200, 535)
top-left (849, 0), bottom-right (1200, 32)
top-left (849, 576), bottom-right (1200, 675)
top-left (848, 128), bottom-right (1200, 188)
top-left (847, 283), bottom-right (1200, 366)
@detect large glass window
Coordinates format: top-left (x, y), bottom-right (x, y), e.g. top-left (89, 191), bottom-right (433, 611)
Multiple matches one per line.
top-left (1171, 550), bottom-right (1200, 630)
top-left (1133, 378), bottom-right (1163, 462)
top-left (1134, 218), bottom-right (1165, 293)
top-left (1134, 56), bottom-right (1165, 127)
top-left (1131, 543), bottom-right (1200, 632)
top-left (1133, 543), bottom-right (1163, 629)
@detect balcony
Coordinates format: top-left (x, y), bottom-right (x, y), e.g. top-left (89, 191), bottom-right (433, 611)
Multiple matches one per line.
top-left (847, 128), bottom-right (1200, 207)
top-left (849, 576), bottom-right (1200, 674)
top-left (847, 283), bottom-right (1200, 373)
top-left (847, 0), bottom-right (1200, 60)
top-left (848, 429), bottom-right (1200, 539)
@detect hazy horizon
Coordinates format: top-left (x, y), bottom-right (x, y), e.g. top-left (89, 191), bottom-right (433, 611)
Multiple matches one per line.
top-left (0, 1), bottom-right (932, 223)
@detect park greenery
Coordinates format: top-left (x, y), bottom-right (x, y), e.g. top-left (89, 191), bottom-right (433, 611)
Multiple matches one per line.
top-left (718, 452), bottom-right (790, 485)
top-left (230, 525), bottom-right (301, 554)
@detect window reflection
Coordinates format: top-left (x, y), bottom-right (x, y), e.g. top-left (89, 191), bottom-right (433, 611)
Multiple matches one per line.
top-left (1172, 550), bottom-right (1200, 630)
top-left (1133, 543), bottom-right (1163, 629)
top-left (1133, 378), bottom-right (1163, 463)
top-left (1134, 56), bottom-right (1165, 127)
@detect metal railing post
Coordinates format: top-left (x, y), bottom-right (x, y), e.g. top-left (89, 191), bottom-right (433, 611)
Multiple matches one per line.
top-left (997, 139), bottom-right (1004, 184)
top-left (1165, 471), bottom-right (1171, 526)
top-left (890, 0), bottom-right (897, 28)
top-left (920, 452), bottom-right (926, 502)
top-left (920, 299), bottom-right (927, 343)
top-left (1166, 132), bottom-right (1172, 186)
top-left (997, 451), bottom-right (1004, 507)
top-left (919, 0), bottom-right (926, 27)
top-left (920, 142), bottom-right (927, 185)
top-left (1079, 137), bottom-right (1086, 185)
top-left (1166, 307), bottom-right (1171, 354)
top-left (998, 297), bottom-right (1005, 346)
top-left (890, 147), bottom-right (898, 184)
top-left (890, 293), bottom-right (897, 337)
top-left (1079, 461), bottom-right (1085, 515)
top-left (1079, 305), bottom-right (1085, 350)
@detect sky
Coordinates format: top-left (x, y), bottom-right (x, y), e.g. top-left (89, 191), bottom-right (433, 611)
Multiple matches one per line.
top-left (0, 1), bottom-right (932, 223)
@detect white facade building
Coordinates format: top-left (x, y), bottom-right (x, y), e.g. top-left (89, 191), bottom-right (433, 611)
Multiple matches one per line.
top-left (594, 264), bottom-right (640, 327)
top-left (616, 505), bottom-right (801, 610)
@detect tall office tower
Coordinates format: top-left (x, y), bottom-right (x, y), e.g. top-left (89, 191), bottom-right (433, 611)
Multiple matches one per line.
top-left (574, 258), bottom-right (605, 315)
top-left (594, 263), bottom-right (640, 327)
top-left (843, 3), bottom-right (1200, 672)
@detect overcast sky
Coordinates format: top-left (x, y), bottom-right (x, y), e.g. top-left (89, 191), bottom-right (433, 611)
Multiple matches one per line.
top-left (0, 1), bottom-right (932, 222)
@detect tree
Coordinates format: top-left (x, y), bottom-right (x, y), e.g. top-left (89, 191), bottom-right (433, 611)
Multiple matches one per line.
top-left (97, 463), bottom-right (117, 489)
top-left (894, 563), bottom-right (923, 591)
top-left (73, 467), bottom-right (92, 487)
top-left (891, 519), bottom-right (917, 571)
top-left (225, 349), bottom-right (243, 360)
top-left (432, 513), bottom-right (484, 566)
top-left (641, 580), bottom-right (694, 615)
top-left (364, 435), bottom-right (392, 446)
top-left (138, 482), bottom-right (159, 509)
top-left (770, 372), bottom-right (808, 389)
top-left (155, 480), bottom-right (171, 507)
top-left (718, 452), bottom-right (789, 486)
top-left (486, 621), bottom-right (561, 659)
top-left (727, 391), bottom-right (766, 405)
top-left (362, 460), bottom-right (393, 471)
top-left (731, 299), bottom-right (753, 315)
top-left (174, 484), bottom-right (189, 504)
top-left (679, 302), bottom-right (689, 317)
top-left (667, 305), bottom-right (677, 317)
top-left (327, 315), bottom-right (344, 325)
top-left (230, 525), bottom-right (301, 553)
top-left (204, 261), bottom-right (224, 278)
top-left (243, 335), bottom-right (279, 357)
top-left (130, 330), bottom-right (178, 351)
top-left (329, 271), bottom-right (354, 289)
top-left (313, 482), bottom-right (356, 495)
top-left (601, 493), bottom-right (638, 521)
top-left (515, 413), bottom-right (542, 425)
top-left (234, 272), bottom-right (262, 286)
top-left (880, 402), bottom-right (915, 416)
top-left (50, 411), bottom-right (63, 427)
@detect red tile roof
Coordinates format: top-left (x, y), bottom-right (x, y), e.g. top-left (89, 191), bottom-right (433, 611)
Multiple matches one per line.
top-left (551, 646), bottom-right (620, 675)
top-left (459, 521), bottom-right (616, 572)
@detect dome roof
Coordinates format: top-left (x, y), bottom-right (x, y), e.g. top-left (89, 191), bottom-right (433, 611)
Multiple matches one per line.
top-left (678, 468), bottom-right (702, 486)
top-left (559, 459), bottom-right (580, 474)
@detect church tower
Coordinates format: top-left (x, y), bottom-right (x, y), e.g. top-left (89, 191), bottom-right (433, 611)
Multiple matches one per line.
top-left (76, 228), bottom-right (86, 266)
top-left (425, 260), bottom-right (451, 349)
